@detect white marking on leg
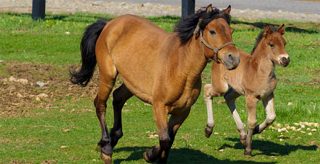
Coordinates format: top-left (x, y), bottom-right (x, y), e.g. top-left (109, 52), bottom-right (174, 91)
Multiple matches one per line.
top-left (205, 97), bottom-right (214, 128)
top-left (259, 95), bottom-right (276, 132)
top-left (265, 97), bottom-right (276, 124)
top-left (232, 109), bottom-right (245, 134)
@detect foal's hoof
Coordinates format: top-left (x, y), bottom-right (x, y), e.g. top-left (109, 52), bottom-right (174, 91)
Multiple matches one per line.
top-left (143, 146), bottom-right (160, 163)
top-left (205, 125), bottom-right (213, 138)
top-left (244, 150), bottom-right (252, 156)
top-left (101, 153), bottom-right (112, 164)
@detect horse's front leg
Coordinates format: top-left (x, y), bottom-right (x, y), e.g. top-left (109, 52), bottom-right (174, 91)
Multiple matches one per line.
top-left (224, 89), bottom-right (246, 145)
top-left (253, 93), bottom-right (276, 134)
top-left (244, 95), bottom-right (258, 156)
top-left (110, 84), bottom-right (133, 148)
top-left (144, 103), bottom-right (170, 163)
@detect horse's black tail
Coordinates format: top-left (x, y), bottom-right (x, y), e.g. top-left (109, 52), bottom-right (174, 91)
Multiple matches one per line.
top-left (70, 19), bottom-right (107, 87)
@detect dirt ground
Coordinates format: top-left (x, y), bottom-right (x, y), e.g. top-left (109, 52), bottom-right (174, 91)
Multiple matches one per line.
top-left (0, 62), bottom-right (99, 117)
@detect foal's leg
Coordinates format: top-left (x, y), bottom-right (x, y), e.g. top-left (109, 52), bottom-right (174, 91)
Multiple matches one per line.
top-left (244, 95), bottom-right (258, 156)
top-left (253, 93), bottom-right (276, 134)
top-left (204, 84), bottom-right (215, 137)
top-left (224, 89), bottom-right (246, 145)
top-left (110, 84), bottom-right (133, 148)
top-left (144, 103), bottom-right (170, 163)
top-left (203, 84), bottom-right (225, 137)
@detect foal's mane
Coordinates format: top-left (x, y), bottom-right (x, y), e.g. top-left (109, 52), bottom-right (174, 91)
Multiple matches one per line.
top-left (174, 7), bottom-right (231, 45)
top-left (251, 26), bottom-right (279, 54)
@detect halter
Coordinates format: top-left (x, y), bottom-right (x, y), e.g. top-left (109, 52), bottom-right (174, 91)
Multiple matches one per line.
top-left (199, 31), bottom-right (235, 62)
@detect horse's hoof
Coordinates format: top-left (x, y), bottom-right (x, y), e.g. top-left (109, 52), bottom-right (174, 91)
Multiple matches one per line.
top-left (205, 126), bottom-right (213, 138)
top-left (143, 147), bottom-right (160, 163)
top-left (101, 153), bottom-right (112, 164)
top-left (143, 151), bottom-right (153, 163)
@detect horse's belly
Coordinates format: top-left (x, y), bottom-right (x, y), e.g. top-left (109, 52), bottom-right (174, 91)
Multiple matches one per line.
top-left (113, 51), bottom-right (159, 103)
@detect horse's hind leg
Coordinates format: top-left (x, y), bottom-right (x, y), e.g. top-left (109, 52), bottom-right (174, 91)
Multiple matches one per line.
top-left (253, 93), bottom-right (275, 135)
top-left (95, 52), bottom-right (117, 162)
top-left (110, 84), bottom-right (133, 148)
top-left (244, 95), bottom-right (258, 156)
top-left (224, 89), bottom-right (246, 145)
top-left (95, 80), bottom-right (115, 162)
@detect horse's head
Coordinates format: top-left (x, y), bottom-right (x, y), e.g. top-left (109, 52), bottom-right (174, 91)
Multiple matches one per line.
top-left (195, 5), bottom-right (240, 70)
top-left (261, 24), bottom-right (290, 67)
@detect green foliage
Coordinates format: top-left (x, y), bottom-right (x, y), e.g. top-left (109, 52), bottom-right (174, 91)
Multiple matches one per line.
top-left (0, 13), bottom-right (319, 163)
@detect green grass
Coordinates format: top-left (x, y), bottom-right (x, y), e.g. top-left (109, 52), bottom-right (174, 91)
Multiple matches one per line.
top-left (0, 12), bottom-right (319, 163)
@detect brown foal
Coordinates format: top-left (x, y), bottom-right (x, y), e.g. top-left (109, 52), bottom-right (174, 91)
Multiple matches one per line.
top-left (70, 4), bottom-right (240, 163)
top-left (204, 25), bottom-right (290, 155)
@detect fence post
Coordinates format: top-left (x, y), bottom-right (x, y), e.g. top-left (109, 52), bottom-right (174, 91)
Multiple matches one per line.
top-left (32, 0), bottom-right (46, 20)
top-left (181, 0), bottom-right (195, 19)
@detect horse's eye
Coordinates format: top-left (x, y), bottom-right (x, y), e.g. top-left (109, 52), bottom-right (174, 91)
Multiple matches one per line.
top-left (210, 30), bottom-right (216, 35)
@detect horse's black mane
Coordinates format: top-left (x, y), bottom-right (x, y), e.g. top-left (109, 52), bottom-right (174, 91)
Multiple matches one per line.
top-left (251, 25), bottom-right (279, 54)
top-left (174, 7), bottom-right (231, 45)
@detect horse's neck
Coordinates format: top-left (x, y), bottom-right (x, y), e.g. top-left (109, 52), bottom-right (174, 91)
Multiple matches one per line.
top-left (250, 42), bottom-right (275, 79)
top-left (179, 37), bottom-right (208, 77)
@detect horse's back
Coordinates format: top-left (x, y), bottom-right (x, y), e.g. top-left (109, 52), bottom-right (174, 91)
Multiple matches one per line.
top-left (98, 14), bottom-right (172, 103)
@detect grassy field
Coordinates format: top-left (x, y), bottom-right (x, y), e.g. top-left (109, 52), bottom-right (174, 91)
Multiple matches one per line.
top-left (0, 12), bottom-right (319, 163)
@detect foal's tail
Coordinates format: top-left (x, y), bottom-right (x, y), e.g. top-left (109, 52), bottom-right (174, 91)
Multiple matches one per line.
top-left (70, 19), bottom-right (107, 86)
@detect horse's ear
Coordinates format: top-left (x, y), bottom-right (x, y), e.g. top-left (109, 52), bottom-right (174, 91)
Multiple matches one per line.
top-left (222, 5), bottom-right (232, 15)
top-left (206, 4), bottom-right (213, 13)
top-left (263, 25), bottom-right (273, 37)
top-left (193, 19), bottom-right (203, 38)
top-left (278, 24), bottom-right (285, 35)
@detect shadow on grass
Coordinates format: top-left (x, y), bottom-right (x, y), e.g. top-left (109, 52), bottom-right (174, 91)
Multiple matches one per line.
top-left (232, 20), bottom-right (319, 34)
top-left (113, 146), bottom-right (275, 164)
top-left (222, 138), bottom-right (318, 156)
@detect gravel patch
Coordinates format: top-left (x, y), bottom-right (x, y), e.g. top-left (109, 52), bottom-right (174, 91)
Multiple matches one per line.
top-left (0, 0), bottom-right (320, 22)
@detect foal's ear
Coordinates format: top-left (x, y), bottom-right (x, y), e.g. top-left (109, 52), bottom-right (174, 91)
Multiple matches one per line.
top-left (278, 24), bottom-right (285, 35)
top-left (206, 4), bottom-right (213, 13)
top-left (222, 5), bottom-right (232, 15)
top-left (263, 25), bottom-right (273, 37)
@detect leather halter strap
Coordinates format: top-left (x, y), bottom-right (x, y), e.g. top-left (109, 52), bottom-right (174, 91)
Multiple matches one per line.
top-left (199, 31), bottom-right (235, 62)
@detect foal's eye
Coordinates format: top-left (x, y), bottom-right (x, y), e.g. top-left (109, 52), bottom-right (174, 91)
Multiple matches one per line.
top-left (210, 30), bottom-right (216, 35)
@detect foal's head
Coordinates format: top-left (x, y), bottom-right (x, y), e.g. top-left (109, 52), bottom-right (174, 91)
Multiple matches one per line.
top-left (175, 4), bottom-right (240, 70)
top-left (254, 25), bottom-right (290, 67)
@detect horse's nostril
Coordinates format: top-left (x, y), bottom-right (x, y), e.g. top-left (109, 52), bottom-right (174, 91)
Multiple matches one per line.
top-left (281, 57), bottom-right (290, 63)
top-left (228, 54), bottom-right (233, 60)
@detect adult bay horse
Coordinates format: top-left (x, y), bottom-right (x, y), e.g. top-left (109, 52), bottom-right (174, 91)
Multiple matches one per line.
top-left (70, 4), bottom-right (240, 163)
top-left (203, 25), bottom-right (289, 155)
